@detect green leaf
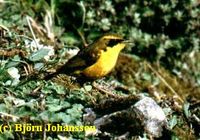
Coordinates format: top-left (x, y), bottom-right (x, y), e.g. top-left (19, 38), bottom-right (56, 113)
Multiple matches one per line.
top-left (5, 55), bottom-right (21, 68)
top-left (83, 85), bottom-right (92, 92)
top-left (29, 48), bottom-right (50, 62)
top-left (56, 113), bottom-right (71, 123)
top-left (0, 131), bottom-right (14, 140)
top-left (14, 106), bottom-right (36, 117)
top-left (46, 96), bottom-right (60, 104)
top-left (34, 63), bottom-right (44, 71)
top-left (60, 101), bottom-right (70, 108)
top-left (47, 104), bottom-right (63, 112)
top-left (66, 104), bottom-right (83, 119)
top-left (183, 102), bottom-right (191, 118)
top-left (41, 82), bottom-right (66, 95)
top-left (169, 115), bottom-right (177, 129)
top-left (0, 104), bottom-right (8, 112)
top-left (142, 72), bottom-right (151, 81)
top-left (38, 111), bottom-right (52, 121)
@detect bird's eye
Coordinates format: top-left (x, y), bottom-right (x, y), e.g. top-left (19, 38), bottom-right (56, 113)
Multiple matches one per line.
top-left (107, 39), bottom-right (123, 47)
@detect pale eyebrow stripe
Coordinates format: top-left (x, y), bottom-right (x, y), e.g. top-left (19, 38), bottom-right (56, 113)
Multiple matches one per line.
top-left (103, 35), bottom-right (123, 40)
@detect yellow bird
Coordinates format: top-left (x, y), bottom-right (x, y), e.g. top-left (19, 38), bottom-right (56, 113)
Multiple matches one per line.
top-left (45, 34), bottom-right (127, 80)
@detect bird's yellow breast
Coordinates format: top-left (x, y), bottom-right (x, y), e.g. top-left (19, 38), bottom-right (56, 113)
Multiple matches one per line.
top-left (82, 43), bottom-right (126, 78)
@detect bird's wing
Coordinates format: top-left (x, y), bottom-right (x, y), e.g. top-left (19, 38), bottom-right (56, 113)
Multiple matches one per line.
top-left (61, 49), bottom-right (97, 73)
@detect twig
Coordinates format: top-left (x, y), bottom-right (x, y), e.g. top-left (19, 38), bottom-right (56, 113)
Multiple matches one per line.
top-left (0, 112), bottom-right (19, 121)
top-left (76, 28), bottom-right (88, 47)
top-left (78, 1), bottom-right (86, 28)
top-left (0, 0), bottom-right (17, 5)
top-left (32, 85), bottom-right (43, 94)
top-left (0, 24), bottom-right (9, 31)
top-left (92, 82), bottom-right (121, 98)
top-left (71, 1), bottom-right (87, 48)
top-left (83, 85), bottom-right (97, 105)
top-left (146, 62), bottom-right (184, 103)
top-left (23, 65), bottom-right (29, 76)
top-left (26, 16), bottom-right (39, 50)
top-left (16, 34), bottom-right (33, 41)
top-left (44, 10), bottom-right (55, 41)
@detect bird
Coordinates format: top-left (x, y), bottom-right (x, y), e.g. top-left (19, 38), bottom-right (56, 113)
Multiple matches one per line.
top-left (45, 34), bottom-right (127, 80)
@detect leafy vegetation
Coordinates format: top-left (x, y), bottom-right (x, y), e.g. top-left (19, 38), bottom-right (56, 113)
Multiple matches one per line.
top-left (0, 0), bottom-right (199, 139)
